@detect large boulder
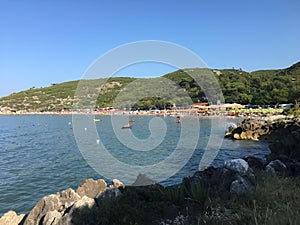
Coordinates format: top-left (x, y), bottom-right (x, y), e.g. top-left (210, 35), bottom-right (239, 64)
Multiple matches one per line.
top-left (24, 188), bottom-right (80, 225)
top-left (24, 194), bottom-right (61, 225)
top-left (76, 178), bottom-right (107, 198)
top-left (187, 161), bottom-right (256, 199)
top-left (265, 160), bottom-right (287, 176)
top-left (224, 159), bottom-right (256, 196)
top-left (0, 210), bottom-right (25, 225)
top-left (224, 159), bottom-right (249, 175)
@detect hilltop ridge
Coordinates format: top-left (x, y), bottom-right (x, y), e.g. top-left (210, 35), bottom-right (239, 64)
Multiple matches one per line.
top-left (0, 62), bottom-right (299, 113)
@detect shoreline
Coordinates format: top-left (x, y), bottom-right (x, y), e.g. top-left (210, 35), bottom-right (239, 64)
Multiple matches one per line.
top-left (0, 117), bottom-right (299, 224)
top-left (0, 110), bottom-right (292, 121)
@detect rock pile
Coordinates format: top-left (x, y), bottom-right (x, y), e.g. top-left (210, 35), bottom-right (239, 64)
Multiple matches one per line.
top-left (0, 178), bottom-right (124, 225)
top-left (225, 117), bottom-right (300, 141)
top-left (186, 158), bottom-right (256, 198)
top-left (225, 118), bottom-right (271, 140)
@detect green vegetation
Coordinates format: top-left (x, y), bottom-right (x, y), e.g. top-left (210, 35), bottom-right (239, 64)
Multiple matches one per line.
top-left (284, 101), bottom-right (300, 116)
top-left (1, 62), bottom-right (299, 112)
top-left (132, 97), bottom-right (172, 110)
top-left (70, 172), bottom-right (300, 225)
top-left (233, 172), bottom-right (300, 225)
top-left (188, 181), bottom-right (208, 205)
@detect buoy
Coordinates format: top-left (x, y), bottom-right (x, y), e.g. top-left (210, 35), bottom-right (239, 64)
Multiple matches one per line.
top-left (96, 139), bottom-right (100, 144)
top-left (84, 128), bottom-right (87, 131)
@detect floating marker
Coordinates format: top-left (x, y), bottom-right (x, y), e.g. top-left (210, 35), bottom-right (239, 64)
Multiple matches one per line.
top-left (96, 139), bottom-right (100, 144)
top-left (84, 128), bottom-right (87, 131)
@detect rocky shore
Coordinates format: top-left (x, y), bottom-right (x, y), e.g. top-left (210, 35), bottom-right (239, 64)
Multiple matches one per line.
top-left (2, 155), bottom-right (299, 225)
top-left (1, 117), bottom-right (300, 225)
top-left (0, 158), bottom-right (260, 225)
top-left (0, 178), bottom-right (124, 225)
top-left (225, 116), bottom-right (300, 141)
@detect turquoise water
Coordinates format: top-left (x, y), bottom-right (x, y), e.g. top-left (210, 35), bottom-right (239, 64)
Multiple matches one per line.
top-left (0, 115), bottom-right (270, 215)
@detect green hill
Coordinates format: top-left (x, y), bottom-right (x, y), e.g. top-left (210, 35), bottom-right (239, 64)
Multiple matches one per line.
top-left (163, 62), bottom-right (300, 105)
top-left (0, 62), bottom-right (299, 112)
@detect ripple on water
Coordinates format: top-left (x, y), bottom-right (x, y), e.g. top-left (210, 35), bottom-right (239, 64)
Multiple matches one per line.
top-left (0, 115), bottom-right (270, 216)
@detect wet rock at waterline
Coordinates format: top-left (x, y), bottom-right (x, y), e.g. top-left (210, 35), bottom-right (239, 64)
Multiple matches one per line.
top-left (225, 118), bottom-right (299, 141)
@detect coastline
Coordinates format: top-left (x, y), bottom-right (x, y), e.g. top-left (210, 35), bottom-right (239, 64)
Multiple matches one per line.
top-left (1, 117), bottom-right (299, 224)
top-left (0, 109), bottom-right (289, 120)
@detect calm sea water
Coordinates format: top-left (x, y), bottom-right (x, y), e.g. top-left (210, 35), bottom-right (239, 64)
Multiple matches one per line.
top-left (0, 115), bottom-right (270, 215)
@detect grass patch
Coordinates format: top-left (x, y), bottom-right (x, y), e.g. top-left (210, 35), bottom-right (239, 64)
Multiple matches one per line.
top-left (232, 172), bottom-right (300, 225)
top-left (58, 173), bottom-right (300, 224)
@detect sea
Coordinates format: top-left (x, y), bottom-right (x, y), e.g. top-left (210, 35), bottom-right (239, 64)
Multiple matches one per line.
top-left (0, 115), bottom-right (270, 216)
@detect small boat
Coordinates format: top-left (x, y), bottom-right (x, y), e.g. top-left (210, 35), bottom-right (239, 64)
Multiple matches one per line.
top-left (122, 124), bottom-right (131, 129)
top-left (93, 118), bottom-right (101, 122)
top-left (129, 119), bottom-right (135, 122)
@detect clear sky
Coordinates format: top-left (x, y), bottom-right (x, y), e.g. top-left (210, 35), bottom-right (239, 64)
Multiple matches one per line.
top-left (0, 0), bottom-right (299, 97)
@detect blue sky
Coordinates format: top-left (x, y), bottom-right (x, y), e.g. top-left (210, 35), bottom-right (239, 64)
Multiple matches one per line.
top-left (0, 0), bottom-right (299, 97)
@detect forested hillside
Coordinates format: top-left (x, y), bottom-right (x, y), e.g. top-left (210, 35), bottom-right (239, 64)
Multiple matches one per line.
top-left (164, 61), bottom-right (300, 105)
top-left (0, 62), bottom-right (299, 112)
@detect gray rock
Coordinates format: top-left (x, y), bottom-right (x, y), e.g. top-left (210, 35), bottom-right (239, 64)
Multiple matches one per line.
top-left (230, 175), bottom-right (255, 195)
top-left (24, 188), bottom-right (80, 225)
top-left (0, 210), bottom-right (25, 225)
top-left (76, 178), bottom-right (107, 198)
top-left (95, 188), bottom-right (122, 206)
top-left (42, 210), bottom-right (62, 225)
top-left (265, 160), bottom-right (287, 175)
top-left (24, 194), bottom-right (61, 225)
top-left (224, 159), bottom-right (249, 175)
